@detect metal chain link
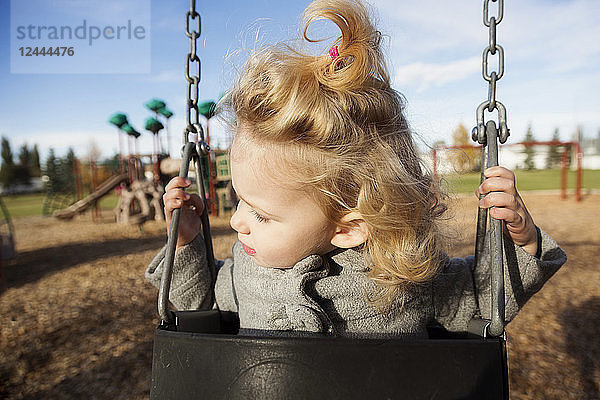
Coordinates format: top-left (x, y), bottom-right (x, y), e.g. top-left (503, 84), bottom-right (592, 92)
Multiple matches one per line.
top-left (184, 0), bottom-right (205, 145)
top-left (473, 0), bottom-right (509, 145)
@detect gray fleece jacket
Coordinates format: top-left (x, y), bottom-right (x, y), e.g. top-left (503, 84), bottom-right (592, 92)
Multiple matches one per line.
top-left (146, 229), bottom-right (566, 337)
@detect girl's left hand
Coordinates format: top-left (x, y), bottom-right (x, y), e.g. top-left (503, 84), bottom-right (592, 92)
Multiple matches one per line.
top-left (476, 166), bottom-right (539, 256)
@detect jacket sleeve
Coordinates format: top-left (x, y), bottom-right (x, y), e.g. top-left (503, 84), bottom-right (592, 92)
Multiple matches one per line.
top-left (214, 255), bottom-right (239, 313)
top-left (145, 234), bottom-right (216, 311)
top-left (433, 228), bottom-right (567, 332)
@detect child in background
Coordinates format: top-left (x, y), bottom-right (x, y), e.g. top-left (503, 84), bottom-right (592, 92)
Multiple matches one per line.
top-left (147, 0), bottom-right (566, 337)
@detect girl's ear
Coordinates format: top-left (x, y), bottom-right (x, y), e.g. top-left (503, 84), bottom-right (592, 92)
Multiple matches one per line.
top-left (330, 211), bottom-right (369, 249)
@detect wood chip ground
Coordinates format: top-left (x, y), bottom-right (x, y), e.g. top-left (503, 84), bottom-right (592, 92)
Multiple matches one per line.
top-left (1, 193), bottom-right (598, 399)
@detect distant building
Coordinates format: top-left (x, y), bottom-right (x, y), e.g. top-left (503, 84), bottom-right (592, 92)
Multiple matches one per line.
top-left (0, 177), bottom-right (45, 194)
top-left (580, 137), bottom-right (600, 169)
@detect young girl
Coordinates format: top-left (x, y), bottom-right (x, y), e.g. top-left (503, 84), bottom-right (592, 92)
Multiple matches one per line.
top-left (147, 0), bottom-right (566, 337)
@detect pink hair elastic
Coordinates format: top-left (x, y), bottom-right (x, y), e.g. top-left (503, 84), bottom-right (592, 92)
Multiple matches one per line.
top-left (328, 45), bottom-right (339, 60)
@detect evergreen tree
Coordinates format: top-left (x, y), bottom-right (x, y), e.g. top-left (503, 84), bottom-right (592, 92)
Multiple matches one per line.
top-left (17, 144), bottom-right (30, 166)
top-left (522, 125), bottom-right (536, 170)
top-left (31, 145), bottom-right (41, 177)
top-left (57, 148), bottom-right (76, 194)
top-left (105, 153), bottom-right (121, 175)
top-left (44, 148), bottom-right (59, 191)
top-left (0, 137), bottom-right (15, 188)
top-left (14, 144), bottom-right (32, 184)
top-left (545, 128), bottom-right (562, 169)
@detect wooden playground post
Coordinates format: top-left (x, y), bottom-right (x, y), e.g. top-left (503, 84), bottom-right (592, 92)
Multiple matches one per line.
top-left (119, 131), bottom-right (125, 175)
top-left (90, 160), bottom-right (100, 220)
top-left (575, 142), bottom-right (583, 202)
top-left (153, 134), bottom-right (160, 184)
top-left (134, 139), bottom-right (143, 182)
top-left (144, 115), bottom-right (165, 185)
top-left (560, 146), bottom-right (568, 200)
top-left (128, 135), bottom-right (135, 185)
top-left (74, 159), bottom-right (83, 201)
top-left (108, 113), bottom-right (129, 177)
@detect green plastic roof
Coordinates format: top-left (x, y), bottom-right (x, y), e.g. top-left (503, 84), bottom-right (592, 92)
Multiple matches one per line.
top-left (145, 99), bottom-right (167, 112)
top-left (145, 117), bottom-right (164, 133)
top-left (108, 113), bottom-right (128, 128)
top-left (158, 107), bottom-right (174, 118)
top-left (122, 123), bottom-right (141, 138)
top-left (198, 100), bottom-right (217, 119)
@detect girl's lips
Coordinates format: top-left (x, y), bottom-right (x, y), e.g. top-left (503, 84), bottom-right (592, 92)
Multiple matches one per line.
top-left (242, 243), bottom-right (256, 256)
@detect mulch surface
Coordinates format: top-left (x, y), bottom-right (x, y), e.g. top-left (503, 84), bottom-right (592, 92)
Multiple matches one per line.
top-left (0, 193), bottom-right (598, 399)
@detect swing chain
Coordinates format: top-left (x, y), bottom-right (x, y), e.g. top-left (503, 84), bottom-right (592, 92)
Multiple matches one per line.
top-left (472, 0), bottom-right (508, 338)
top-left (158, 0), bottom-right (214, 325)
top-left (473, 0), bottom-right (509, 145)
top-left (184, 0), bottom-right (205, 146)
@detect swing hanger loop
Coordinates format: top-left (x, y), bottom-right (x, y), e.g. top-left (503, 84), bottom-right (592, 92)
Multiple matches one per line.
top-left (183, 122), bottom-right (205, 144)
top-left (475, 101), bottom-right (509, 144)
top-left (192, 123), bottom-right (204, 147)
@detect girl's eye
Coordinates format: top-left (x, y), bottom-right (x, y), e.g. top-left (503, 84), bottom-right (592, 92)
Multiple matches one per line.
top-left (250, 209), bottom-right (270, 223)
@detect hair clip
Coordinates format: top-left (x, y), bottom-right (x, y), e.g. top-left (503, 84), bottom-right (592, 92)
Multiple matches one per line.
top-left (328, 45), bottom-right (339, 60)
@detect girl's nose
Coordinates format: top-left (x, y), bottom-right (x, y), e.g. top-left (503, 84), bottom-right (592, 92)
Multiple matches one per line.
top-left (230, 207), bottom-right (250, 234)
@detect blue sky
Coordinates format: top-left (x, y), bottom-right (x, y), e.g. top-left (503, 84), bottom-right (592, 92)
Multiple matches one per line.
top-left (1, 0), bottom-right (598, 162)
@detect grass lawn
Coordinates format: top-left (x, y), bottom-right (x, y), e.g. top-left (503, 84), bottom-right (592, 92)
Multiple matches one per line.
top-left (1, 169), bottom-right (598, 218)
top-left (441, 169), bottom-right (600, 194)
top-left (1, 192), bottom-right (120, 219)
top-left (1, 193), bottom-right (47, 218)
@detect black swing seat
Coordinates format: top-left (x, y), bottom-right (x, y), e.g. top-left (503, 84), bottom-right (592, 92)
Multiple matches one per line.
top-left (150, 310), bottom-right (508, 400)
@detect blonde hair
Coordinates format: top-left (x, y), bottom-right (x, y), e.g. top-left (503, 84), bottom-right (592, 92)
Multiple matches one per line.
top-left (226, 0), bottom-right (446, 307)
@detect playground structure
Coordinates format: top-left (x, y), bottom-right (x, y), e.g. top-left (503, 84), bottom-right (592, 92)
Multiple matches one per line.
top-left (52, 173), bottom-right (128, 220)
top-left (47, 147), bottom-right (233, 225)
top-left (48, 153), bottom-right (167, 225)
top-left (431, 140), bottom-right (584, 201)
top-left (115, 178), bottom-right (164, 225)
top-left (47, 103), bottom-right (177, 224)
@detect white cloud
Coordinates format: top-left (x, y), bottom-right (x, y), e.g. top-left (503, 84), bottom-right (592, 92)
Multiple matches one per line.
top-left (393, 56), bottom-right (480, 92)
top-left (501, 0), bottom-right (600, 75)
top-left (369, 0), bottom-right (600, 146)
top-left (143, 69), bottom-right (183, 83)
top-left (371, 0), bottom-right (480, 58)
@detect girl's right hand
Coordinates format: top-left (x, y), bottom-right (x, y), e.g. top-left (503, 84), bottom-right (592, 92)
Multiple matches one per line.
top-left (163, 177), bottom-right (205, 249)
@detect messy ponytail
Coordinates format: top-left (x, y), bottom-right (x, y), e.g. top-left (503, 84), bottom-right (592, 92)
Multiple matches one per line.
top-left (303, 0), bottom-right (389, 91)
top-left (227, 0), bottom-right (446, 308)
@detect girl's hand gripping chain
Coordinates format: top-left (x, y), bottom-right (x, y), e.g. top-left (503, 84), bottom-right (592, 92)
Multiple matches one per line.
top-left (163, 176), bottom-right (205, 249)
top-left (476, 166), bottom-right (539, 257)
